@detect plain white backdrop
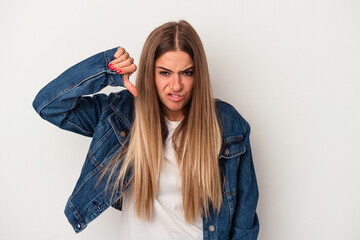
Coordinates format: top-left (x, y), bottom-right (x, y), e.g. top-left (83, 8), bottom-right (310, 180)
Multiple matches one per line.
top-left (1, 0), bottom-right (359, 239)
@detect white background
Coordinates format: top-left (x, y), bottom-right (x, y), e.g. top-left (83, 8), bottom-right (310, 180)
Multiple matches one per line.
top-left (1, 0), bottom-right (359, 239)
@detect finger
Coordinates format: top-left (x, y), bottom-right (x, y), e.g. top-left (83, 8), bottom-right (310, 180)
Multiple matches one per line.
top-left (112, 57), bottom-right (134, 69)
top-left (123, 74), bottom-right (138, 98)
top-left (114, 47), bottom-right (125, 59)
top-left (116, 64), bottom-right (137, 75)
top-left (109, 52), bottom-right (130, 67)
top-left (113, 52), bottom-right (130, 63)
top-left (128, 66), bottom-right (137, 77)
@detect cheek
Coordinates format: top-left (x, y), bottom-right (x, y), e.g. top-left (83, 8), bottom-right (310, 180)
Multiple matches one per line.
top-left (155, 78), bottom-right (170, 94)
top-left (187, 78), bottom-right (195, 93)
top-left (155, 80), bottom-right (167, 102)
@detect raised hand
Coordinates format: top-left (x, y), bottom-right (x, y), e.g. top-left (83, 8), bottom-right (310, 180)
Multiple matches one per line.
top-left (108, 47), bottom-right (138, 97)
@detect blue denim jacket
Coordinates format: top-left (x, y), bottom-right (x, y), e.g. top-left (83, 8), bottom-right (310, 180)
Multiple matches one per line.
top-left (33, 47), bottom-right (259, 239)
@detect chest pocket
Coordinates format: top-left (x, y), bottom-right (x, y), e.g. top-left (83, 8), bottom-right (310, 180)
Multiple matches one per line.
top-left (219, 136), bottom-right (246, 160)
top-left (108, 112), bottom-right (131, 145)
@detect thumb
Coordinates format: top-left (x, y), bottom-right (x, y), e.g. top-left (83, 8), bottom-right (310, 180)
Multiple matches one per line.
top-left (123, 74), bottom-right (138, 98)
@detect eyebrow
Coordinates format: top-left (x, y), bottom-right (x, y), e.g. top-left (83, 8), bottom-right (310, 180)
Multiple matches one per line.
top-left (156, 66), bottom-right (194, 72)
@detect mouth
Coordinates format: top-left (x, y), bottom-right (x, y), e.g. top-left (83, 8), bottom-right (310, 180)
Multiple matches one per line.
top-left (167, 92), bottom-right (185, 102)
top-left (168, 93), bottom-right (183, 97)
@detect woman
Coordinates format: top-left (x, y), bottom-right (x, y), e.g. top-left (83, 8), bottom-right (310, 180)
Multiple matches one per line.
top-left (33, 20), bottom-right (259, 239)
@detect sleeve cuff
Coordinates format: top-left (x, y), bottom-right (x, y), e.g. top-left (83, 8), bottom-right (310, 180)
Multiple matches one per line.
top-left (104, 47), bottom-right (124, 87)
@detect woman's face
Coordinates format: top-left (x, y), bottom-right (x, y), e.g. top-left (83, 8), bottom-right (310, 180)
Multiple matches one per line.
top-left (155, 50), bottom-right (194, 121)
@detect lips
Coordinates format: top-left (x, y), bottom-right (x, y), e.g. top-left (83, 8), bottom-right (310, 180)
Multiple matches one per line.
top-left (167, 92), bottom-right (185, 102)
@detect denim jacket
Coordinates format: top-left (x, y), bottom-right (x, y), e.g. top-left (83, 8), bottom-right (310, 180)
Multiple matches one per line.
top-left (32, 47), bottom-right (259, 239)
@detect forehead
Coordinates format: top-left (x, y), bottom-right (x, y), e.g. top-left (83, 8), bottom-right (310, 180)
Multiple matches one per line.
top-left (155, 50), bottom-right (193, 69)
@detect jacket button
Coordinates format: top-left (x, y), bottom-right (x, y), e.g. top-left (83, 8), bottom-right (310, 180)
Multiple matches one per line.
top-left (209, 225), bottom-right (215, 232)
top-left (120, 131), bottom-right (126, 137)
top-left (224, 148), bottom-right (230, 156)
top-left (76, 223), bottom-right (81, 229)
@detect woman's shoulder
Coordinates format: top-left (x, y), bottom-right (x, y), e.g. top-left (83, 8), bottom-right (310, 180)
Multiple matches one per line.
top-left (112, 89), bottom-right (135, 106)
top-left (215, 98), bottom-right (250, 137)
top-left (103, 89), bottom-right (135, 123)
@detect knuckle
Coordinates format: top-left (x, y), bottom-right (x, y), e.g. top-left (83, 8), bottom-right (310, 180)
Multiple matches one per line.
top-left (126, 58), bottom-right (132, 65)
top-left (118, 48), bottom-right (125, 55)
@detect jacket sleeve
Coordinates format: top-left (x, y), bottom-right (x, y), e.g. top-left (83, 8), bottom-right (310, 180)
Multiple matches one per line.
top-left (230, 123), bottom-right (260, 239)
top-left (32, 47), bottom-right (124, 137)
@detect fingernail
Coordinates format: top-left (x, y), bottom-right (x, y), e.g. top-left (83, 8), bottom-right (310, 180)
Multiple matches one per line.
top-left (117, 69), bottom-right (122, 74)
top-left (110, 66), bottom-right (115, 71)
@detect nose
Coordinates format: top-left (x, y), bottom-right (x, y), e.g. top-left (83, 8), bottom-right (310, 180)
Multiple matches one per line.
top-left (169, 74), bottom-right (183, 91)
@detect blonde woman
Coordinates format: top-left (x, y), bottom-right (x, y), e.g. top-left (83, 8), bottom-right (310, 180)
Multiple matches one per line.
top-left (33, 20), bottom-right (259, 239)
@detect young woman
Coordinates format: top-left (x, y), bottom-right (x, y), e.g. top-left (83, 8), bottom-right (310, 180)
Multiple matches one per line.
top-left (33, 20), bottom-right (259, 239)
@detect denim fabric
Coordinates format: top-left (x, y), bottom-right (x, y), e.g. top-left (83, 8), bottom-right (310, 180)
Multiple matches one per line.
top-left (33, 47), bottom-right (259, 239)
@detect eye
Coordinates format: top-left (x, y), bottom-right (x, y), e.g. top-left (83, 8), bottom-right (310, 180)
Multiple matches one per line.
top-left (182, 71), bottom-right (193, 76)
top-left (160, 71), bottom-right (170, 76)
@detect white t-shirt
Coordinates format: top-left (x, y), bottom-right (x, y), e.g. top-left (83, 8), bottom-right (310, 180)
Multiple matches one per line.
top-left (117, 118), bottom-right (203, 239)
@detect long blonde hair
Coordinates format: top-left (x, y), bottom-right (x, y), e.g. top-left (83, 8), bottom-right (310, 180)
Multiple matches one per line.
top-left (103, 20), bottom-right (222, 222)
